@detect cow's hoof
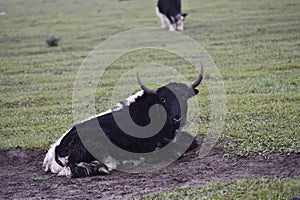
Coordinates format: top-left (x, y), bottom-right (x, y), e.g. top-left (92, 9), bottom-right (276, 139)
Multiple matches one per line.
top-left (57, 167), bottom-right (72, 178)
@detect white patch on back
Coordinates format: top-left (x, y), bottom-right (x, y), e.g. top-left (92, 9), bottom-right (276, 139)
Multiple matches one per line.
top-left (124, 90), bottom-right (144, 106)
top-left (78, 90), bottom-right (144, 124)
top-left (111, 102), bottom-right (124, 112)
top-left (79, 109), bottom-right (113, 124)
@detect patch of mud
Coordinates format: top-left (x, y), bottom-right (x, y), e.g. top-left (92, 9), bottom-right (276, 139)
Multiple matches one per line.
top-left (0, 146), bottom-right (299, 199)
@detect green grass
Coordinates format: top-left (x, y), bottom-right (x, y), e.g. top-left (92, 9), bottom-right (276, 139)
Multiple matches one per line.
top-left (0, 0), bottom-right (298, 154)
top-left (138, 177), bottom-right (300, 200)
top-left (31, 174), bottom-right (56, 181)
top-left (0, 0), bottom-right (299, 198)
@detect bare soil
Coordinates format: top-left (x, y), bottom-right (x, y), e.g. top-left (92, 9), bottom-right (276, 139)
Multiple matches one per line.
top-left (0, 146), bottom-right (299, 200)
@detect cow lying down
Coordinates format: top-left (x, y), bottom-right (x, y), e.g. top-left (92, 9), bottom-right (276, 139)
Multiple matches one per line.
top-left (43, 66), bottom-right (203, 178)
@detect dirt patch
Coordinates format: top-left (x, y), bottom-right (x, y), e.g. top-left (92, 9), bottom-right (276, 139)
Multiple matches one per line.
top-left (0, 146), bottom-right (299, 199)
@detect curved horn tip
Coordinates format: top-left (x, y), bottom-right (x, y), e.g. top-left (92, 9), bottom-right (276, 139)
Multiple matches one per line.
top-left (190, 62), bottom-right (204, 89)
top-left (136, 72), bottom-right (156, 94)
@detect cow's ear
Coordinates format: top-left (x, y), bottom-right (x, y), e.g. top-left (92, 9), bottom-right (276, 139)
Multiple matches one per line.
top-left (194, 89), bottom-right (199, 95)
top-left (187, 88), bottom-right (198, 98)
top-left (182, 13), bottom-right (188, 18)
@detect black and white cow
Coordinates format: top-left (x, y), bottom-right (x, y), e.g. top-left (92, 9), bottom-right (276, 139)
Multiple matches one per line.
top-left (156, 0), bottom-right (187, 31)
top-left (43, 66), bottom-right (203, 178)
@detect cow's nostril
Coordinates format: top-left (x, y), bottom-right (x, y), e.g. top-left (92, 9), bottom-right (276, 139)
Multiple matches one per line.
top-left (172, 116), bottom-right (182, 123)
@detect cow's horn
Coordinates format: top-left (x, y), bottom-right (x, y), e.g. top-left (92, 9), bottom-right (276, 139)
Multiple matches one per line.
top-left (190, 62), bottom-right (204, 89)
top-left (136, 72), bottom-right (157, 94)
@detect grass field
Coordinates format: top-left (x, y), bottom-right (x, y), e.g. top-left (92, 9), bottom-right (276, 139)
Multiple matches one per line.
top-left (139, 177), bottom-right (300, 200)
top-left (0, 0), bottom-right (299, 198)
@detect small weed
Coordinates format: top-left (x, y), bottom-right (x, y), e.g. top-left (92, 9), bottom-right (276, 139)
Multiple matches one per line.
top-left (32, 174), bottom-right (55, 181)
top-left (46, 36), bottom-right (60, 47)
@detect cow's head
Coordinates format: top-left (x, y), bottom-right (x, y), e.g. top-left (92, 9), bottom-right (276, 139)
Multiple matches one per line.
top-left (137, 64), bottom-right (203, 131)
top-left (170, 13), bottom-right (188, 31)
top-left (176, 13), bottom-right (187, 31)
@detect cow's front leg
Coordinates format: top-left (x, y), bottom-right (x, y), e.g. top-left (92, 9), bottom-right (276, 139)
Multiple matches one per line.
top-left (182, 131), bottom-right (198, 152)
top-left (173, 131), bottom-right (198, 156)
top-left (168, 23), bottom-right (176, 31)
top-left (150, 131), bottom-right (198, 162)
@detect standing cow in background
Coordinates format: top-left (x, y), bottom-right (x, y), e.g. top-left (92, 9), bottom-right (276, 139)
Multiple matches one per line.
top-left (156, 0), bottom-right (188, 31)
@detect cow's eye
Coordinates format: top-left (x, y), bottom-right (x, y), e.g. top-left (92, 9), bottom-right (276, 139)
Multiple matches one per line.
top-left (160, 97), bottom-right (166, 104)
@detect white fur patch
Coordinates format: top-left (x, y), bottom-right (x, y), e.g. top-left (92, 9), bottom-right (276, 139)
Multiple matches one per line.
top-left (169, 24), bottom-right (176, 31)
top-left (122, 157), bottom-right (145, 167)
top-left (57, 166), bottom-right (72, 177)
top-left (42, 149), bottom-right (63, 174)
top-left (103, 156), bottom-right (119, 171)
top-left (176, 16), bottom-right (185, 31)
top-left (43, 128), bottom-right (71, 173)
top-left (124, 90), bottom-right (144, 106)
top-left (111, 102), bottom-right (123, 112)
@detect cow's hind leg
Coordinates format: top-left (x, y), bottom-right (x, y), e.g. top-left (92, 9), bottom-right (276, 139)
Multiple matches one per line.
top-left (69, 161), bottom-right (110, 178)
top-left (155, 6), bottom-right (167, 29)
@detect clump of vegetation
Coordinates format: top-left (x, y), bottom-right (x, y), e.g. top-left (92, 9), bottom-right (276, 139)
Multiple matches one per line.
top-left (46, 35), bottom-right (60, 47)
